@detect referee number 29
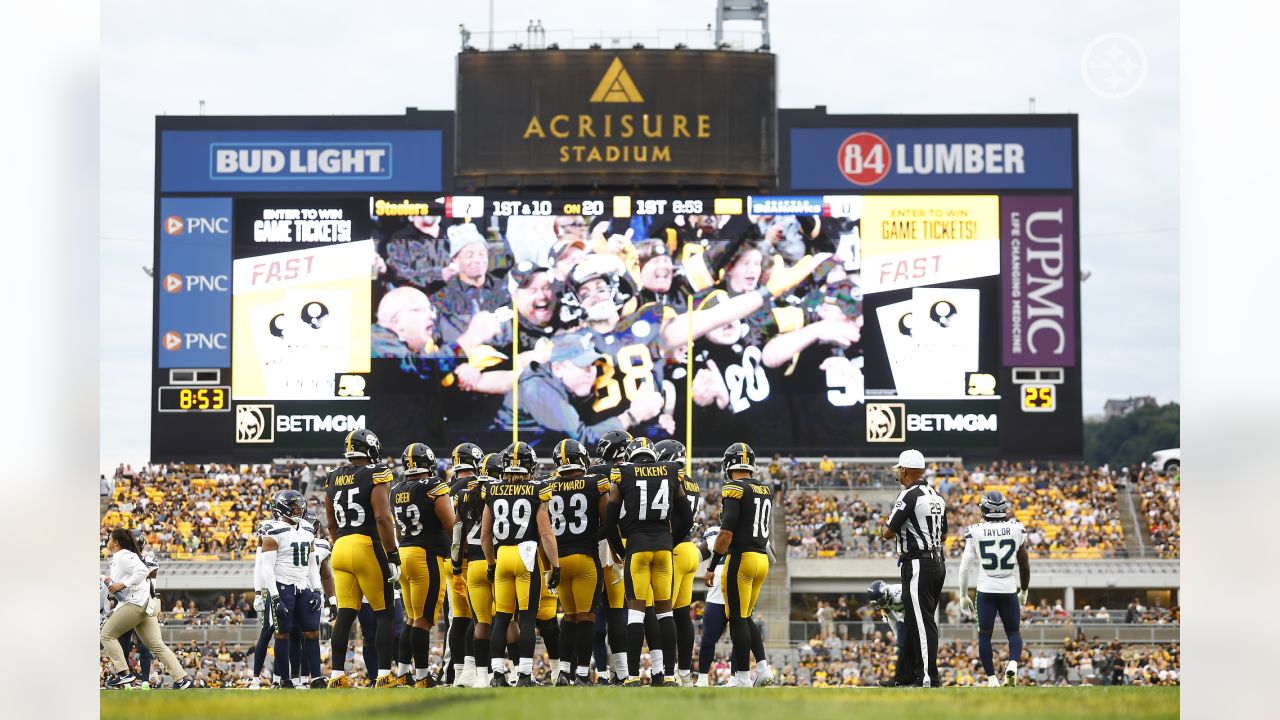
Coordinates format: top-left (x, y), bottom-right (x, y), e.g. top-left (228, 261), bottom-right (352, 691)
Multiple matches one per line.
top-left (752, 497), bottom-right (772, 539)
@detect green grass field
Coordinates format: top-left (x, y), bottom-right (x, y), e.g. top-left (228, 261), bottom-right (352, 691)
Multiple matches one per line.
top-left (101, 686), bottom-right (1179, 720)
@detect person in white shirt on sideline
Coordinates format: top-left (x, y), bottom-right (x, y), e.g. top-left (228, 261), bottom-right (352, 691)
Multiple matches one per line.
top-left (99, 528), bottom-right (192, 688)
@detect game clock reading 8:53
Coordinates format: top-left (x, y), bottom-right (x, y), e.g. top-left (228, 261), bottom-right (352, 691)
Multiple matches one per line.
top-left (158, 386), bottom-right (229, 412)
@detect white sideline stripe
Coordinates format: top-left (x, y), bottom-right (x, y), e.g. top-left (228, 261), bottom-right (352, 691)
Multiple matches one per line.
top-left (910, 559), bottom-right (930, 687)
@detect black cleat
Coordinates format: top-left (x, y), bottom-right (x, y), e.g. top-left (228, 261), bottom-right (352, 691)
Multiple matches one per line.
top-left (173, 677), bottom-right (194, 689)
top-left (105, 672), bottom-right (137, 689)
top-left (649, 671), bottom-right (665, 687)
top-left (489, 671), bottom-right (509, 688)
top-left (309, 678), bottom-right (328, 689)
top-left (573, 674), bottom-right (594, 687)
top-left (877, 680), bottom-right (902, 687)
top-left (554, 673), bottom-right (573, 687)
top-left (514, 673), bottom-right (540, 687)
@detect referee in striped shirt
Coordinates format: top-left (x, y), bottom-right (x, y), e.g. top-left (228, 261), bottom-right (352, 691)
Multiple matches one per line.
top-left (882, 449), bottom-right (947, 687)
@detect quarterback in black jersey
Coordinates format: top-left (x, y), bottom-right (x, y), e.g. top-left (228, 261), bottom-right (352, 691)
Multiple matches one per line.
top-left (603, 437), bottom-right (691, 686)
top-left (324, 428), bottom-right (401, 688)
top-left (655, 438), bottom-right (700, 684)
top-left (390, 443), bottom-right (455, 687)
top-left (705, 442), bottom-right (775, 687)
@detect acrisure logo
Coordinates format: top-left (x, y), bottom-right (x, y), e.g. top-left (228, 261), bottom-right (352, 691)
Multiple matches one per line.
top-left (589, 57), bottom-right (644, 103)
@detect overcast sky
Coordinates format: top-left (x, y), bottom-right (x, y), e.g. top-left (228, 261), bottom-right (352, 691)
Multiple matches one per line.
top-left (100, 0), bottom-right (1178, 469)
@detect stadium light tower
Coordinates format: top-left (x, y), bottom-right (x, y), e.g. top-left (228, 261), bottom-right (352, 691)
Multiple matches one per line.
top-left (716, 0), bottom-right (770, 50)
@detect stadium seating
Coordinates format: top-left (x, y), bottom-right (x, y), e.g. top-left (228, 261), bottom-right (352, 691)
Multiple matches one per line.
top-left (1135, 467), bottom-right (1180, 558)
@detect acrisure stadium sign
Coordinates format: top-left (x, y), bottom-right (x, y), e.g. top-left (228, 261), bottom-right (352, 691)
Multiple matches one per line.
top-left (455, 49), bottom-right (776, 189)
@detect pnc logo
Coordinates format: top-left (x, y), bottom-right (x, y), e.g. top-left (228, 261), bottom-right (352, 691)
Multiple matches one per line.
top-left (589, 57), bottom-right (643, 103)
top-left (164, 274), bottom-right (184, 293)
top-left (162, 331), bottom-right (183, 351)
top-left (164, 216), bottom-right (184, 235)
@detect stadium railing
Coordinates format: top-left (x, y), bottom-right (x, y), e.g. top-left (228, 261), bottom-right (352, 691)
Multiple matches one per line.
top-left (787, 621), bottom-right (1181, 645)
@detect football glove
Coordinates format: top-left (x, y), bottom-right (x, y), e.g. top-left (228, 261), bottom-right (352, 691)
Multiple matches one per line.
top-left (487, 563), bottom-right (496, 584)
top-left (271, 595), bottom-right (290, 625)
top-left (386, 549), bottom-right (402, 585)
top-left (452, 558), bottom-right (464, 576)
top-left (326, 595), bottom-right (338, 619)
top-left (960, 595), bottom-right (975, 616)
top-left (1018, 589), bottom-right (1029, 607)
top-left (308, 593), bottom-right (322, 612)
top-left (546, 567), bottom-right (561, 590)
top-left (252, 593), bottom-right (265, 613)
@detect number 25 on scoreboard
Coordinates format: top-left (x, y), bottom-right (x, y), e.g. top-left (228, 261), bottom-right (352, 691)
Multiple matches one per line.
top-left (1021, 385), bottom-right (1056, 413)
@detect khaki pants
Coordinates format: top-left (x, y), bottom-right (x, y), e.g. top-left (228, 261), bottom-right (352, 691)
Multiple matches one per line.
top-left (100, 603), bottom-right (186, 680)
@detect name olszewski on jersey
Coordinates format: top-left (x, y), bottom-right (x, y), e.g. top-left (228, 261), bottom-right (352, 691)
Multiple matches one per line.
top-left (962, 519), bottom-right (1027, 594)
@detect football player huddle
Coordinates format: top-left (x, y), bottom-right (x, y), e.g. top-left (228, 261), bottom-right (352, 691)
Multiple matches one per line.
top-left (303, 427), bottom-right (777, 688)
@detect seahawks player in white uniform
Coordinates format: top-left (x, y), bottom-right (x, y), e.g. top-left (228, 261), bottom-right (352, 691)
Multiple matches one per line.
top-left (867, 580), bottom-right (912, 687)
top-left (259, 490), bottom-right (323, 689)
top-left (958, 491), bottom-right (1030, 687)
top-left (694, 526), bottom-right (728, 686)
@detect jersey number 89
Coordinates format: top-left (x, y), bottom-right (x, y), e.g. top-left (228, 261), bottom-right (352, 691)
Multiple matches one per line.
top-left (493, 498), bottom-right (532, 541)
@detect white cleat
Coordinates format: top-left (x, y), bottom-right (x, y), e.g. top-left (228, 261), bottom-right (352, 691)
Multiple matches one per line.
top-left (753, 669), bottom-right (775, 687)
top-left (721, 676), bottom-right (746, 688)
top-left (676, 671), bottom-right (694, 687)
top-left (694, 674), bottom-right (709, 687)
top-left (987, 675), bottom-right (1001, 687)
top-left (455, 667), bottom-right (476, 688)
top-left (471, 670), bottom-right (490, 689)
top-left (1005, 661), bottom-right (1017, 686)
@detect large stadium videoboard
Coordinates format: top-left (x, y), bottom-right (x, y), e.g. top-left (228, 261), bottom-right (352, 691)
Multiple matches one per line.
top-left (152, 106), bottom-right (1080, 461)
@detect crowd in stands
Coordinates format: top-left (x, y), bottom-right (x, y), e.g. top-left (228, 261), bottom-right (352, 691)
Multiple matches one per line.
top-left (1135, 466), bottom-right (1180, 558)
top-left (101, 463), bottom-right (302, 559)
top-left (155, 592), bottom-right (254, 626)
top-left (737, 631), bottom-right (1178, 687)
top-left (784, 461), bottom-right (1130, 560)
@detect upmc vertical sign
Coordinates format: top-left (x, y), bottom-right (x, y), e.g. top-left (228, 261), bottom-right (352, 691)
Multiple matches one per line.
top-left (1001, 196), bottom-right (1076, 367)
top-left (158, 197), bottom-right (232, 367)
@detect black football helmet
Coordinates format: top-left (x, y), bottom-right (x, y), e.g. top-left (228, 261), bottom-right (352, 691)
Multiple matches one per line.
top-left (596, 430), bottom-right (632, 463)
top-left (626, 437), bottom-right (658, 463)
top-left (342, 428), bottom-right (382, 461)
top-left (478, 452), bottom-right (503, 480)
top-left (503, 442), bottom-right (538, 475)
top-left (722, 442), bottom-right (756, 480)
top-left (450, 443), bottom-right (484, 473)
top-left (402, 443), bottom-right (436, 478)
top-left (271, 489), bottom-right (306, 521)
top-left (654, 439), bottom-right (686, 464)
top-left (552, 439), bottom-right (589, 473)
top-left (979, 490), bottom-right (1010, 520)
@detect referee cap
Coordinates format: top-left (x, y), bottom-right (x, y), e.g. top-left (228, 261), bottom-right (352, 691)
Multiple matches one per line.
top-left (892, 449), bottom-right (926, 469)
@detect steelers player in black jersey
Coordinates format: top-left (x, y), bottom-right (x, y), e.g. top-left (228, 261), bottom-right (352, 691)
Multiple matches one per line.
top-left (588, 429), bottom-right (631, 683)
top-left (324, 428), bottom-right (401, 688)
top-left (603, 437), bottom-right (692, 686)
top-left (387, 443), bottom-right (454, 688)
top-left (444, 442), bottom-right (484, 686)
top-left (705, 442), bottom-right (776, 687)
top-left (481, 442), bottom-right (561, 687)
top-left (453, 450), bottom-right (502, 687)
top-left (545, 439), bottom-right (610, 685)
top-left (655, 438), bottom-right (701, 685)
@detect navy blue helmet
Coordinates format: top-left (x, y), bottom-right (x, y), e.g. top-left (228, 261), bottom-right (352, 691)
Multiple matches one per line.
top-left (979, 490), bottom-right (1010, 520)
